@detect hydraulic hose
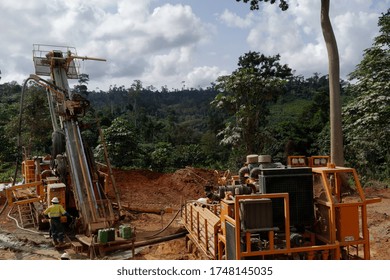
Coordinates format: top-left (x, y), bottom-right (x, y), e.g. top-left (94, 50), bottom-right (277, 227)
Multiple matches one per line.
top-left (145, 207), bottom-right (183, 238)
top-left (12, 78), bottom-right (33, 185)
top-left (7, 205), bottom-right (49, 235)
top-left (13, 75), bottom-right (66, 185)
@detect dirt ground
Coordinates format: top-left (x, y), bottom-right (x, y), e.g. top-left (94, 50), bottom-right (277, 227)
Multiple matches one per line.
top-left (0, 167), bottom-right (389, 260)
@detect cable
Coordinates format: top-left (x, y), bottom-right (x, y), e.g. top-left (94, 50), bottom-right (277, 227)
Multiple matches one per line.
top-left (144, 203), bottom-right (191, 238)
top-left (13, 77), bottom-right (35, 186)
top-left (6, 204), bottom-right (49, 235)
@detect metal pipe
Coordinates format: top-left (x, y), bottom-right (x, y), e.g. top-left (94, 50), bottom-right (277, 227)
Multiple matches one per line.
top-left (63, 121), bottom-right (90, 222)
top-left (74, 120), bottom-right (99, 217)
top-left (46, 89), bottom-right (60, 131)
top-left (239, 166), bottom-right (249, 184)
top-left (249, 167), bottom-right (261, 179)
top-left (106, 231), bottom-right (188, 258)
top-left (71, 55), bottom-right (106, 62)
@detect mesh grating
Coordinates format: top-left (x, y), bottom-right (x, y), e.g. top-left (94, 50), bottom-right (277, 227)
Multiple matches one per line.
top-left (259, 167), bottom-right (314, 228)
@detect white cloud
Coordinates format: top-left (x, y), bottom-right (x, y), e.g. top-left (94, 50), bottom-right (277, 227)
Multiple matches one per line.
top-left (151, 47), bottom-right (192, 76)
top-left (333, 11), bottom-right (379, 75)
top-left (186, 66), bottom-right (227, 89)
top-left (230, 0), bottom-right (386, 79)
top-left (0, 0), bottom-right (214, 89)
top-left (79, 2), bottom-right (211, 87)
top-left (219, 9), bottom-right (254, 28)
top-left (0, 0), bottom-right (388, 90)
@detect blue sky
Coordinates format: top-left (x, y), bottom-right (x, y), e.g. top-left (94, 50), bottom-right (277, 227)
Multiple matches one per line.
top-left (0, 0), bottom-right (388, 91)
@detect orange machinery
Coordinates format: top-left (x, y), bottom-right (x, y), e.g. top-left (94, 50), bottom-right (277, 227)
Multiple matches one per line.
top-left (183, 155), bottom-right (381, 260)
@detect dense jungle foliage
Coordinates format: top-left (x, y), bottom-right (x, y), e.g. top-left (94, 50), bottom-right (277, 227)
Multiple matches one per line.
top-left (0, 9), bottom-right (389, 187)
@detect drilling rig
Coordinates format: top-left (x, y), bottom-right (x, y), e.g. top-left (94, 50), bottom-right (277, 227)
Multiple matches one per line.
top-left (4, 45), bottom-right (132, 255)
top-left (182, 155), bottom-right (381, 260)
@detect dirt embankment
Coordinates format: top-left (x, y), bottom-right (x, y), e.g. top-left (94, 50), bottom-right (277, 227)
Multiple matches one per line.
top-left (0, 167), bottom-right (389, 260)
top-left (364, 187), bottom-right (390, 259)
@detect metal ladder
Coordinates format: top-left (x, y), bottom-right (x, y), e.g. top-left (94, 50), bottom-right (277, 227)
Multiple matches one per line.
top-left (17, 203), bottom-right (37, 228)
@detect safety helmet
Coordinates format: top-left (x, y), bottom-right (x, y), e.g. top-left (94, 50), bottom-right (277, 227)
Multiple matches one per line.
top-left (51, 197), bottom-right (59, 203)
top-left (60, 252), bottom-right (70, 260)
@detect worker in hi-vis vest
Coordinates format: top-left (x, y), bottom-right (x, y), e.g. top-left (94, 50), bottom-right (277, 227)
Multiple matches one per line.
top-left (43, 197), bottom-right (71, 245)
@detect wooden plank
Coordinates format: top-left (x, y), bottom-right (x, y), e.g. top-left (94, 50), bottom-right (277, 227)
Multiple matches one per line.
top-left (71, 241), bottom-right (84, 253)
top-left (75, 234), bottom-right (93, 246)
top-left (13, 197), bottom-right (41, 205)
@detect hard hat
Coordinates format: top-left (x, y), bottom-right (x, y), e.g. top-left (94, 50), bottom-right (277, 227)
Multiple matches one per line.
top-left (60, 252), bottom-right (70, 260)
top-left (51, 197), bottom-right (59, 203)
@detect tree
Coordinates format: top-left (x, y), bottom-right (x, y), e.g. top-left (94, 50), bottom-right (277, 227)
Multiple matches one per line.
top-left (237, 0), bottom-right (288, 11)
top-left (5, 84), bottom-right (52, 157)
top-left (212, 51), bottom-right (292, 155)
top-left (320, 0), bottom-right (343, 166)
top-left (128, 79), bottom-right (143, 127)
top-left (343, 9), bottom-right (390, 181)
top-left (101, 117), bottom-right (139, 167)
top-left (270, 74), bottom-right (332, 160)
top-left (150, 142), bottom-right (174, 172)
top-left (73, 73), bottom-right (89, 97)
top-left (235, 0), bottom-right (344, 165)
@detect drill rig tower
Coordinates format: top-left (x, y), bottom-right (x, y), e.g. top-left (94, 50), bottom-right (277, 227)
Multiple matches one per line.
top-left (31, 44), bottom-right (114, 235)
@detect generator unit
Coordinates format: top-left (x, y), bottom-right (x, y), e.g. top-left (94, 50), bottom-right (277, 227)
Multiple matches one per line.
top-left (182, 154), bottom-right (381, 260)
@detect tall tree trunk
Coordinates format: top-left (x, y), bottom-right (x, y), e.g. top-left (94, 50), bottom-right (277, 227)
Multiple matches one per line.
top-left (320, 0), bottom-right (344, 166)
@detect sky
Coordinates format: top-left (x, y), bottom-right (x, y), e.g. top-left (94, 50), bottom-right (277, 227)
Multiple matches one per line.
top-left (0, 0), bottom-right (388, 91)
